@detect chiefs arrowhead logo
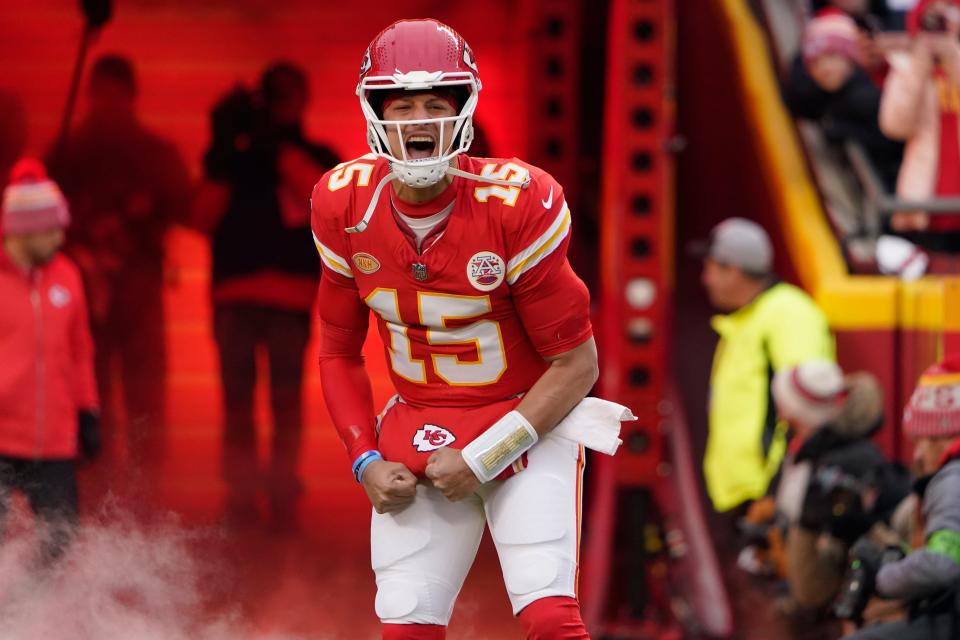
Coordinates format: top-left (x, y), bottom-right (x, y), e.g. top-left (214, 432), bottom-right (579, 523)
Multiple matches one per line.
top-left (48, 284), bottom-right (71, 308)
top-left (463, 44), bottom-right (479, 73)
top-left (359, 47), bottom-right (372, 78)
top-left (413, 424), bottom-right (457, 452)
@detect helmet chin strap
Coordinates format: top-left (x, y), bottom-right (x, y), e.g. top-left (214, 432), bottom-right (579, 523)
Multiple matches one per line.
top-left (345, 171), bottom-right (395, 234)
top-left (344, 164), bottom-right (530, 234)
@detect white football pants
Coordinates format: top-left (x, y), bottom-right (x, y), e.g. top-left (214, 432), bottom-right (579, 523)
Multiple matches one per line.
top-left (370, 433), bottom-right (586, 625)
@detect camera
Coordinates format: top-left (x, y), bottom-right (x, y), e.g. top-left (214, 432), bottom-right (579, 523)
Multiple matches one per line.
top-left (833, 539), bottom-right (905, 623)
top-left (801, 466), bottom-right (868, 541)
top-left (204, 85), bottom-right (271, 180)
top-left (210, 85), bottom-right (268, 151)
top-left (833, 556), bottom-right (875, 623)
top-left (921, 11), bottom-right (948, 33)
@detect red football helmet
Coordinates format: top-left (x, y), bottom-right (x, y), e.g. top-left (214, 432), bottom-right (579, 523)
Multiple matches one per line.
top-left (357, 19), bottom-right (481, 188)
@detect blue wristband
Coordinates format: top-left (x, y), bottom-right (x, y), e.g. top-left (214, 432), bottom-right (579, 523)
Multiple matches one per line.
top-left (352, 450), bottom-right (383, 483)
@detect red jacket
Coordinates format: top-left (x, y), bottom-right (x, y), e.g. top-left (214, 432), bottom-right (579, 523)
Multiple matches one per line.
top-left (0, 250), bottom-right (98, 459)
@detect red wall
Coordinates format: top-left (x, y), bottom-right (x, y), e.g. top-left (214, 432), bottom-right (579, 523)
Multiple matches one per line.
top-left (0, 0), bottom-right (533, 170)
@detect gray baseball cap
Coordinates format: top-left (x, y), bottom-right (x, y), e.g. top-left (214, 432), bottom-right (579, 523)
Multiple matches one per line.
top-left (704, 217), bottom-right (773, 275)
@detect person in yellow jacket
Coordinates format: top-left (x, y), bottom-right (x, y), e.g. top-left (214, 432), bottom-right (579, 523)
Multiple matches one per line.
top-left (701, 218), bottom-right (835, 514)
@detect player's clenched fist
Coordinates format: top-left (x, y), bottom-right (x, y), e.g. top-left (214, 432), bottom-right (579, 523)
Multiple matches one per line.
top-left (361, 460), bottom-right (417, 514)
top-left (425, 447), bottom-right (480, 502)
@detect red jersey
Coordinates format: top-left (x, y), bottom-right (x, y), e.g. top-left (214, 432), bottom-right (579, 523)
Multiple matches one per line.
top-left (312, 154), bottom-right (592, 473)
top-left (0, 251), bottom-right (98, 459)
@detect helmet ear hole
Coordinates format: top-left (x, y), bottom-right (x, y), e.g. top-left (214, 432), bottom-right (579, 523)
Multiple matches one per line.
top-left (459, 120), bottom-right (474, 152)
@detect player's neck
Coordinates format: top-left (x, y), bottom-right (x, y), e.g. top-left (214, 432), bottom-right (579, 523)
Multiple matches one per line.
top-left (391, 174), bottom-right (454, 205)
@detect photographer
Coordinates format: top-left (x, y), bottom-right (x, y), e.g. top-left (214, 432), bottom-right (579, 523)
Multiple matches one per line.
top-left (879, 0), bottom-right (960, 257)
top-left (844, 359), bottom-right (960, 640)
top-left (191, 61), bottom-right (340, 528)
top-left (770, 362), bottom-right (910, 617)
top-left (47, 55), bottom-right (191, 454)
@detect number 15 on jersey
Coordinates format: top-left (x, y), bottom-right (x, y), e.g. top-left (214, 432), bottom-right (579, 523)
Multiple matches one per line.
top-left (365, 289), bottom-right (507, 386)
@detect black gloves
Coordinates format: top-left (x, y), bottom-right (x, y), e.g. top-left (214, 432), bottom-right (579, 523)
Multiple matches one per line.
top-left (77, 409), bottom-right (101, 460)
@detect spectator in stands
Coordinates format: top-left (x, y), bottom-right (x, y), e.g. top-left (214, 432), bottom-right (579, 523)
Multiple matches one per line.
top-left (844, 358), bottom-right (960, 640)
top-left (771, 362), bottom-right (910, 616)
top-left (700, 218), bottom-right (835, 524)
top-left (46, 54), bottom-right (191, 456)
top-left (879, 0), bottom-right (960, 254)
top-left (0, 159), bottom-right (100, 564)
top-left (784, 12), bottom-right (904, 191)
top-left (191, 61), bottom-right (340, 529)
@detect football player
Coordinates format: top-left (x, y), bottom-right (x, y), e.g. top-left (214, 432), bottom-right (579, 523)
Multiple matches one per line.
top-left (313, 19), bottom-right (601, 640)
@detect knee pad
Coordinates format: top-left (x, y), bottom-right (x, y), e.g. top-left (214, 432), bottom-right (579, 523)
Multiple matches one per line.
top-left (372, 489), bottom-right (433, 622)
top-left (518, 597), bottom-right (589, 640)
top-left (375, 581), bottom-right (422, 621)
top-left (381, 623), bottom-right (446, 640)
top-left (372, 487), bottom-right (484, 624)
top-left (489, 476), bottom-right (574, 611)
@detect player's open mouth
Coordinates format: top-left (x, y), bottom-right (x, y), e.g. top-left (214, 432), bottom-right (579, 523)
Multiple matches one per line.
top-left (404, 134), bottom-right (437, 160)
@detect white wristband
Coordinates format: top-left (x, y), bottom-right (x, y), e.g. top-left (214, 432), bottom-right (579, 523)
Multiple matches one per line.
top-left (461, 411), bottom-right (538, 483)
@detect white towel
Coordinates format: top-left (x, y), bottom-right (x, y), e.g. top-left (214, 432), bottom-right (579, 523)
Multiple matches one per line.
top-left (549, 397), bottom-right (636, 455)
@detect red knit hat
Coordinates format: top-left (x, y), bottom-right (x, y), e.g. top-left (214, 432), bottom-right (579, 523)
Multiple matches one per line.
top-left (802, 13), bottom-right (863, 66)
top-left (903, 358), bottom-right (960, 438)
top-left (1, 158), bottom-right (70, 236)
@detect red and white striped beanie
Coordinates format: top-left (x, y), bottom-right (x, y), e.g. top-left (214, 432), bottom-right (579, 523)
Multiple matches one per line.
top-left (772, 360), bottom-right (846, 428)
top-left (904, 359), bottom-right (960, 439)
top-left (802, 13), bottom-right (863, 66)
top-left (1, 158), bottom-right (70, 236)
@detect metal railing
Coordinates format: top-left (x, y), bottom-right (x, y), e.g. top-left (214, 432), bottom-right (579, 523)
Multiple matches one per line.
top-left (845, 141), bottom-right (960, 233)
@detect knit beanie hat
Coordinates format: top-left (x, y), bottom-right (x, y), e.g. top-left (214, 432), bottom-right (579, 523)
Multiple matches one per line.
top-left (1, 158), bottom-right (70, 236)
top-left (802, 13), bottom-right (863, 66)
top-left (772, 360), bottom-right (846, 428)
top-left (903, 358), bottom-right (960, 438)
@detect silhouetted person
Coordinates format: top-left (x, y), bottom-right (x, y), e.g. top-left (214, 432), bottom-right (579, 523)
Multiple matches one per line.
top-left (191, 61), bottom-right (340, 528)
top-left (47, 55), bottom-right (191, 459)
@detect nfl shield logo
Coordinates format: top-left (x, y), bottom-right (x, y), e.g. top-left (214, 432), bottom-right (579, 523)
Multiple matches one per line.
top-left (412, 263), bottom-right (428, 281)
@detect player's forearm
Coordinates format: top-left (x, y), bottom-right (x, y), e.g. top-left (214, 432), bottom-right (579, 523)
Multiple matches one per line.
top-left (319, 354), bottom-right (379, 462)
top-left (515, 337), bottom-right (599, 436)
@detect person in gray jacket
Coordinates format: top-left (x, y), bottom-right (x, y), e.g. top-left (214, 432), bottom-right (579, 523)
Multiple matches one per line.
top-left (846, 358), bottom-right (960, 639)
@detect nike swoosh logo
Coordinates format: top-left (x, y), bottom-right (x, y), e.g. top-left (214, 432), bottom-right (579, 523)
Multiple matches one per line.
top-left (542, 186), bottom-right (553, 209)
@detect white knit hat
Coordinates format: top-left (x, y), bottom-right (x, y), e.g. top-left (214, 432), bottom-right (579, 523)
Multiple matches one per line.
top-left (1, 158), bottom-right (70, 236)
top-left (772, 360), bottom-right (846, 428)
